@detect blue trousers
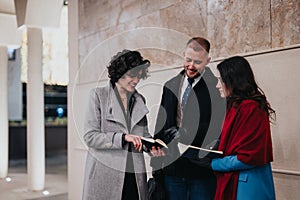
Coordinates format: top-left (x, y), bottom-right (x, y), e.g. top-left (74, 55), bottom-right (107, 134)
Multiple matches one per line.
top-left (164, 175), bottom-right (216, 200)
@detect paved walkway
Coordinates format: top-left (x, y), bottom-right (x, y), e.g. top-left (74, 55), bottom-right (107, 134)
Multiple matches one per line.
top-left (0, 154), bottom-right (68, 200)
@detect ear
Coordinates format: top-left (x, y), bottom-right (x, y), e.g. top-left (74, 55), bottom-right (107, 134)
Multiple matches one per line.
top-left (207, 57), bottom-right (211, 65)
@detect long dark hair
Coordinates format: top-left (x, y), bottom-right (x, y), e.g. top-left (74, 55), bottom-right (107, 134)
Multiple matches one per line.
top-left (217, 56), bottom-right (275, 121)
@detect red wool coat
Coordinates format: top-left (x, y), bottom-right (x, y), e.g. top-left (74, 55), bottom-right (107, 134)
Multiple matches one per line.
top-left (214, 100), bottom-right (273, 200)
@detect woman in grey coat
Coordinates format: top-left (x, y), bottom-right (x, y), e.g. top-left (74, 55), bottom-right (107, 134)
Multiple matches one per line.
top-left (82, 50), bottom-right (156, 200)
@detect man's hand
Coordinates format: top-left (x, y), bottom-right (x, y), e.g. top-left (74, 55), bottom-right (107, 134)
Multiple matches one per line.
top-left (162, 126), bottom-right (187, 144)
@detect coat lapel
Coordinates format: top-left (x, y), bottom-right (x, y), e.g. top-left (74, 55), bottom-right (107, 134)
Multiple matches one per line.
top-left (130, 94), bottom-right (149, 130)
top-left (104, 83), bottom-right (149, 132)
top-left (105, 84), bottom-right (128, 130)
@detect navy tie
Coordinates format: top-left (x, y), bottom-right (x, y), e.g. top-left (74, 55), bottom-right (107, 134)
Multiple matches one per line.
top-left (181, 77), bottom-right (194, 109)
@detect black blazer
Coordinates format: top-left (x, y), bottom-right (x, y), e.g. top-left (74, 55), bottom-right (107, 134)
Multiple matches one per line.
top-left (153, 67), bottom-right (225, 178)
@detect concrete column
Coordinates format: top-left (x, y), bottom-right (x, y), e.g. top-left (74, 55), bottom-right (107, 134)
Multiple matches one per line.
top-left (27, 27), bottom-right (45, 191)
top-left (0, 46), bottom-right (8, 179)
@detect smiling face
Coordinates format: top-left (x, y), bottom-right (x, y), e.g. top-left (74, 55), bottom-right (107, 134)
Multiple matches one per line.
top-left (183, 47), bottom-right (210, 78)
top-left (116, 69), bottom-right (143, 94)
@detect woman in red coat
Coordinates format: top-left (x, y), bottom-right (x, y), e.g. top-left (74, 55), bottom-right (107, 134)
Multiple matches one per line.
top-left (212, 56), bottom-right (276, 200)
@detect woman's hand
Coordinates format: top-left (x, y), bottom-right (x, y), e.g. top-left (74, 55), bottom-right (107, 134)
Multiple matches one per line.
top-left (150, 146), bottom-right (165, 157)
top-left (124, 134), bottom-right (143, 152)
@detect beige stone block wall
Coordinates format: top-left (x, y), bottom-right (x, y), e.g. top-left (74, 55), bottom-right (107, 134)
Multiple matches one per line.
top-left (68, 0), bottom-right (300, 199)
top-left (271, 0), bottom-right (300, 47)
top-left (207, 0), bottom-right (271, 57)
top-left (246, 48), bottom-right (300, 199)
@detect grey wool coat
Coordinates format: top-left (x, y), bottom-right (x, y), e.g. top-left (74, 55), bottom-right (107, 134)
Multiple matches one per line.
top-left (82, 83), bottom-right (151, 200)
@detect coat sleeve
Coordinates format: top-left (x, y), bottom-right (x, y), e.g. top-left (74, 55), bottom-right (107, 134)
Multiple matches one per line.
top-left (83, 88), bottom-right (123, 149)
top-left (211, 155), bottom-right (254, 172)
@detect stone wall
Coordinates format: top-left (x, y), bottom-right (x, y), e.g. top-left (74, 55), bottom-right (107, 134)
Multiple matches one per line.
top-left (68, 1), bottom-right (300, 199)
top-left (78, 0), bottom-right (299, 62)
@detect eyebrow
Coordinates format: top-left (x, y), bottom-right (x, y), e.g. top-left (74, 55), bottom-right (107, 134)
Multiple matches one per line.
top-left (186, 57), bottom-right (202, 64)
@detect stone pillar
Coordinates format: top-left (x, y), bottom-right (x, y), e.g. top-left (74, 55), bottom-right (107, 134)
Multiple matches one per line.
top-left (0, 46), bottom-right (8, 178)
top-left (27, 27), bottom-right (45, 190)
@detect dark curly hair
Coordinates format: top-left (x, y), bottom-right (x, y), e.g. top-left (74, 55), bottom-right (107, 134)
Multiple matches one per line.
top-left (107, 49), bottom-right (150, 83)
top-left (217, 56), bottom-right (275, 121)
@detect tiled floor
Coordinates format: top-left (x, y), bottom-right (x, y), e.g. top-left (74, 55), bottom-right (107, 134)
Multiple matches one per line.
top-left (0, 154), bottom-right (68, 200)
